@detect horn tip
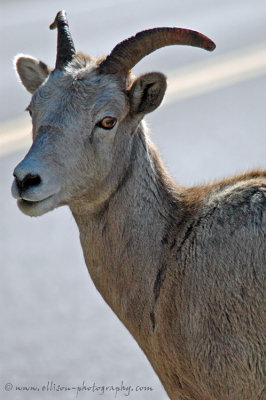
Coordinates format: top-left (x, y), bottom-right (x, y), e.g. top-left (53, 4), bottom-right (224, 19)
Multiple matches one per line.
top-left (206, 40), bottom-right (216, 52)
top-left (49, 10), bottom-right (66, 30)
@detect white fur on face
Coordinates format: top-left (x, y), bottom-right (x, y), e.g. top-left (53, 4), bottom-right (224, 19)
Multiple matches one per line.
top-left (12, 57), bottom-right (130, 216)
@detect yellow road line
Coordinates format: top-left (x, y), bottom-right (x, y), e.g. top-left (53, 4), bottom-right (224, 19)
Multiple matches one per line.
top-left (164, 42), bottom-right (266, 105)
top-left (0, 117), bottom-right (31, 157)
top-left (1, 42), bottom-right (266, 157)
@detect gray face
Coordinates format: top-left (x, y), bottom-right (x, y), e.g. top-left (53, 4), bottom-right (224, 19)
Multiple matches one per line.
top-left (12, 53), bottom-right (167, 216)
top-left (12, 56), bottom-right (130, 216)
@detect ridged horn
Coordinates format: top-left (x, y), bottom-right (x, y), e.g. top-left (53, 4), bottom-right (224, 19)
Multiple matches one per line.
top-left (49, 10), bottom-right (76, 69)
top-left (100, 27), bottom-right (216, 74)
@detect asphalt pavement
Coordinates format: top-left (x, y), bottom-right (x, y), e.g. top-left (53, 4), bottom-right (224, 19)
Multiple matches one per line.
top-left (0, 1), bottom-right (265, 399)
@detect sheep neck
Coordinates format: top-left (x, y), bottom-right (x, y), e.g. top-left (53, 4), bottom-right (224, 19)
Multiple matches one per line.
top-left (70, 125), bottom-right (182, 341)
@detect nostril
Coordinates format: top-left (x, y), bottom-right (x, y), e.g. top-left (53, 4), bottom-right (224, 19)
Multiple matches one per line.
top-left (15, 173), bottom-right (42, 191)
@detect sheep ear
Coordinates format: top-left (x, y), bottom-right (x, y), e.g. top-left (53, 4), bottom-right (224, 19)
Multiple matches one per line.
top-left (129, 72), bottom-right (167, 115)
top-left (15, 55), bottom-right (51, 94)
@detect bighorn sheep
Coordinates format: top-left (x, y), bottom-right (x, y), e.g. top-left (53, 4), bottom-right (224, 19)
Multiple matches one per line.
top-left (12, 11), bottom-right (265, 400)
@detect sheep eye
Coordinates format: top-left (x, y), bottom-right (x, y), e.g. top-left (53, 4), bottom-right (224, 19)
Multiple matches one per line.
top-left (97, 117), bottom-right (117, 130)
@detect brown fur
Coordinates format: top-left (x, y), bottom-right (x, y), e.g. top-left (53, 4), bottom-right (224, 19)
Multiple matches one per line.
top-left (13, 36), bottom-right (265, 400)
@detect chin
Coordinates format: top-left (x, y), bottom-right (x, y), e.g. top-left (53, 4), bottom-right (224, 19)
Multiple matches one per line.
top-left (17, 194), bottom-right (61, 217)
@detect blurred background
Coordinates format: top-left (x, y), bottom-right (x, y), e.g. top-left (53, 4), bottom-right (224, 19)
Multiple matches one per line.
top-left (0, 0), bottom-right (265, 399)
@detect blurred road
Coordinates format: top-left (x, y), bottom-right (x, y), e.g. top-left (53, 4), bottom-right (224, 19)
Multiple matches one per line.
top-left (0, 1), bottom-right (265, 399)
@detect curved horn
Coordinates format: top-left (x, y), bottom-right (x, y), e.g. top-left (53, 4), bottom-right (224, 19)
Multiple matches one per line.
top-left (100, 27), bottom-right (216, 74)
top-left (49, 10), bottom-right (76, 69)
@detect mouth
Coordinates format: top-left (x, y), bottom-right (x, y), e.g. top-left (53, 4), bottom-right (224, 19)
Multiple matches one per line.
top-left (17, 194), bottom-right (59, 217)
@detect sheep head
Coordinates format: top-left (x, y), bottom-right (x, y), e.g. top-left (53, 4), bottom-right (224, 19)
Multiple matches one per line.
top-left (12, 10), bottom-right (215, 217)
